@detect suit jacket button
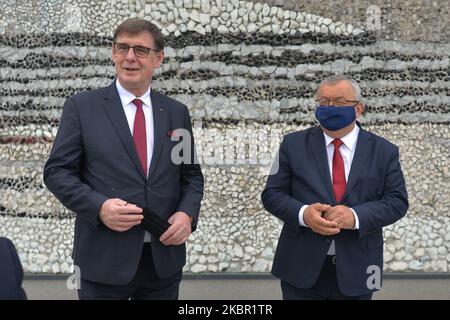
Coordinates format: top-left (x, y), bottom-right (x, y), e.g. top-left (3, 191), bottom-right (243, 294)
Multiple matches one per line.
top-left (146, 187), bottom-right (151, 192)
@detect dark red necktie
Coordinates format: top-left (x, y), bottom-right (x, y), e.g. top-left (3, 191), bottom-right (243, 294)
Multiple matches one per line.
top-left (332, 139), bottom-right (346, 203)
top-left (132, 99), bottom-right (147, 175)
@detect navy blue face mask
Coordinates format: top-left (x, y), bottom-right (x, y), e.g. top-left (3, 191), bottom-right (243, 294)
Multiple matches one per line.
top-left (315, 105), bottom-right (356, 131)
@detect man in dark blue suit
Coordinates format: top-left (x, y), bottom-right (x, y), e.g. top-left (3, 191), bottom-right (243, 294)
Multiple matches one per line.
top-left (43, 19), bottom-right (203, 299)
top-left (0, 237), bottom-right (27, 299)
top-left (262, 75), bottom-right (408, 299)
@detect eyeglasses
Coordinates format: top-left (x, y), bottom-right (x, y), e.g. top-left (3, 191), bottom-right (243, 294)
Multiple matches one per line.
top-left (113, 42), bottom-right (159, 58)
top-left (316, 98), bottom-right (359, 106)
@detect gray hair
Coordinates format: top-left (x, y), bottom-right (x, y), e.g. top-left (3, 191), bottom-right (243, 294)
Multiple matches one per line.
top-left (315, 74), bottom-right (362, 101)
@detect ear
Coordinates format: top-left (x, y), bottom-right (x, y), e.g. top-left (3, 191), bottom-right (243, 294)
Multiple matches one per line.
top-left (355, 102), bottom-right (365, 118)
top-left (155, 50), bottom-right (165, 67)
top-left (111, 45), bottom-right (117, 64)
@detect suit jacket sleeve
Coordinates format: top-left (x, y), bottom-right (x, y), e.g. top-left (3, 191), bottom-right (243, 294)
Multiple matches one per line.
top-left (352, 146), bottom-right (409, 238)
top-left (175, 106), bottom-right (204, 231)
top-left (43, 97), bottom-right (108, 227)
top-left (0, 238), bottom-right (27, 300)
top-left (261, 135), bottom-right (305, 229)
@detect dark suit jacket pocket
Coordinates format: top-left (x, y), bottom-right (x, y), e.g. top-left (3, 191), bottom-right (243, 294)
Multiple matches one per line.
top-left (100, 185), bottom-right (143, 205)
top-left (103, 186), bottom-right (124, 198)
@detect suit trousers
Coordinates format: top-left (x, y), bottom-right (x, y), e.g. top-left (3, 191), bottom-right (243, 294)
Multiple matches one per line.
top-left (281, 256), bottom-right (373, 300)
top-left (77, 243), bottom-right (182, 300)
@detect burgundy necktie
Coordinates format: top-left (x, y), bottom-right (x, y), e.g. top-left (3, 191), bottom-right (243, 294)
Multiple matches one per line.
top-left (132, 99), bottom-right (147, 175)
top-left (332, 139), bottom-right (346, 203)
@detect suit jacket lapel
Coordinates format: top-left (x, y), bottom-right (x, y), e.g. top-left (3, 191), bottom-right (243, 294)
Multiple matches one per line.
top-left (310, 126), bottom-right (335, 203)
top-left (102, 82), bottom-right (147, 180)
top-left (147, 91), bottom-right (168, 181)
top-left (342, 127), bottom-right (373, 201)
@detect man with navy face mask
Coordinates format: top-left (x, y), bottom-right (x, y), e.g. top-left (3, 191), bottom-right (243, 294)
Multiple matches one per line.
top-left (262, 74), bottom-right (408, 299)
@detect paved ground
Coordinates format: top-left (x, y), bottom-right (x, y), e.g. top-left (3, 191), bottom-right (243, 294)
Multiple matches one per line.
top-left (22, 275), bottom-right (450, 300)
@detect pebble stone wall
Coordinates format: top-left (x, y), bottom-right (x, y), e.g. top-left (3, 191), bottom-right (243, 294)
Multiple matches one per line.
top-left (0, 0), bottom-right (449, 274)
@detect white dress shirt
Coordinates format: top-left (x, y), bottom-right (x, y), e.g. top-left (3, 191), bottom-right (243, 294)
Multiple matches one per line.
top-left (116, 79), bottom-right (154, 242)
top-left (298, 125), bottom-right (360, 255)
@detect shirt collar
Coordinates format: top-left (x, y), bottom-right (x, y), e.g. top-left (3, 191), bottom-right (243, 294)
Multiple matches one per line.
top-left (323, 124), bottom-right (360, 152)
top-left (115, 79), bottom-right (152, 108)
